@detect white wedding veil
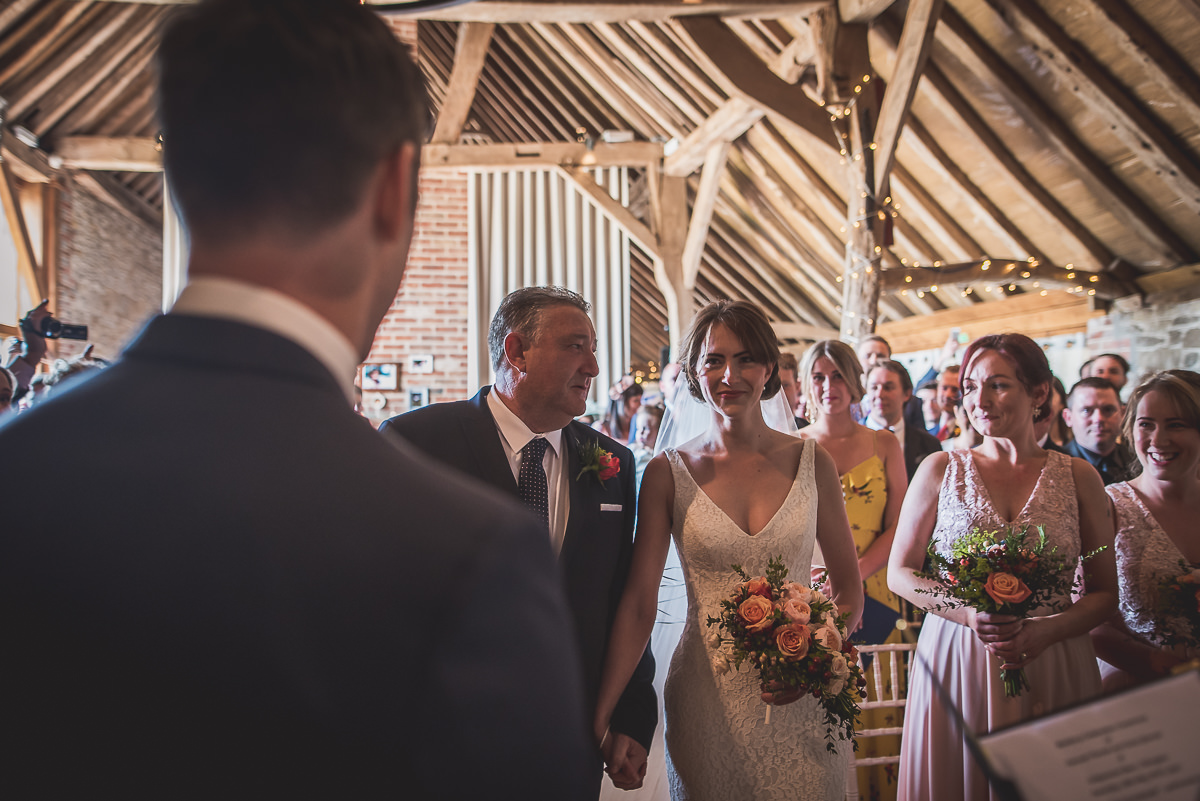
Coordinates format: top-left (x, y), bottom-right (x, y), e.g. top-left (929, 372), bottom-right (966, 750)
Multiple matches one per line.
top-left (655, 387), bottom-right (798, 456)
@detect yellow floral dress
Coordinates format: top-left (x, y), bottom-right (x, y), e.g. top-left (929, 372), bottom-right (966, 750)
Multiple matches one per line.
top-left (842, 454), bottom-right (902, 801)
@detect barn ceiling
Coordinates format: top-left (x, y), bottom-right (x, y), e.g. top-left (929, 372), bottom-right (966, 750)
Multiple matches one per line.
top-left (1, 0), bottom-right (1197, 367)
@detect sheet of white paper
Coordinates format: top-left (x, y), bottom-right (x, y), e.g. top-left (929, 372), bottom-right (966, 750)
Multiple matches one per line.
top-left (979, 669), bottom-right (1200, 801)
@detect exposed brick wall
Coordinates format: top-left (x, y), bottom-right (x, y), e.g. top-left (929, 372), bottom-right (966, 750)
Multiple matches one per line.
top-left (1089, 286), bottom-right (1200, 388)
top-left (54, 176), bottom-right (162, 362)
top-left (362, 168), bottom-right (471, 425)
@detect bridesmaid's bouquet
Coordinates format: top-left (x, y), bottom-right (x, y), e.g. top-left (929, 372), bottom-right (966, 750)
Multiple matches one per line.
top-left (915, 524), bottom-right (1105, 697)
top-left (706, 555), bottom-right (864, 751)
top-left (1154, 560), bottom-right (1200, 650)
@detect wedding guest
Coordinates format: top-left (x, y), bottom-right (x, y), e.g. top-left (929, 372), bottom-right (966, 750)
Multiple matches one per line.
top-left (1039, 376), bottom-right (1071, 449)
top-left (889, 333), bottom-right (1118, 801)
top-left (778, 351), bottom-right (801, 415)
top-left (1062, 377), bottom-right (1131, 485)
top-left (929, 365), bottom-right (962, 440)
top-left (1081, 353), bottom-right (1130, 394)
top-left (0, 365), bottom-right (15, 416)
top-left (598, 374), bottom-right (643, 443)
top-left (865, 360), bottom-right (942, 481)
top-left (0, 2), bottom-right (592, 797)
top-left (3, 300), bottom-right (51, 398)
top-left (940, 401), bottom-right (982, 452)
top-left (595, 300), bottom-right (862, 799)
top-left (380, 286), bottom-right (657, 795)
top-left (632, 403), bottom-right (664, 487)
top-left (857, 334), bottom-right (892, 376)
top-left (1092, 370), bottom-right (1200, 691)
top-left (800, 341), bottom-right (907, 800)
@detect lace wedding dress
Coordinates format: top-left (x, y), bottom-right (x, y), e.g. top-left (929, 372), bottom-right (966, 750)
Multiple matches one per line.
top-left (661, 442), bottom-right (847, 801)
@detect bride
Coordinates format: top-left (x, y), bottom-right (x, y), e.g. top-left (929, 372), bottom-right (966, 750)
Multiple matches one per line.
top-left (593, 300), bottom-right (863, 800)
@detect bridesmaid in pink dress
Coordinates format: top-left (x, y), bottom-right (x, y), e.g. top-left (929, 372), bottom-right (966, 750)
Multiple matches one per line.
top-left (887, 334), bottom-right (1118, 801)
top-left (1092, 370), bottom-right (1200, 690)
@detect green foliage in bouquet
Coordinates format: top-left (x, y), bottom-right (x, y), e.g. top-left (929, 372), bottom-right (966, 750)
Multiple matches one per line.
top-left (706, 556), bottom-right (865, 751)
top-left (1155, 559), bottom-right (1200, 651)
top-left (914, 524), bottom-right (1107, 696)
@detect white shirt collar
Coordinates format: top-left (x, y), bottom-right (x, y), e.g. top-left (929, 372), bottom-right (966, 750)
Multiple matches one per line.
top-left (866, 411), bottom-right (905, 442)
top-left (171, 276), bottom-right (359, 405)
top-left (487, 387), bottom-right (563, 457)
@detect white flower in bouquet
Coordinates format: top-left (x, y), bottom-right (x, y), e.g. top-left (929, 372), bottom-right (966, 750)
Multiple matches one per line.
top-left (814, 624), bottom-right (843, 652)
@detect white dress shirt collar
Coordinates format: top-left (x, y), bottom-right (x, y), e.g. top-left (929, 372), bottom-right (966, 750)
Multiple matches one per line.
top-left (171, 276), bottom-right (359, 405)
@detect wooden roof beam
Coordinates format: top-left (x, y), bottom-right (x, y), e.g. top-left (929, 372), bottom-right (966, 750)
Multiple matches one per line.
top-left (557, 165), bottom-right (660, 259)
top-left (984, 0), bottom-right (1200, 215)
top-left (871, 0), bottom-right (943, 198)
top-left (680, 142), bottom-right (730, 284)
top-left (673, 15), bottom-right (839, 151)
top-left (664, 97), bottom-right (762, 177)
top-left (880, 258), bottom-right (1136, 300)
top-left (937, 4), bottom-right (1194, 265)
top-left (430, 22), bottom-right (495, 144)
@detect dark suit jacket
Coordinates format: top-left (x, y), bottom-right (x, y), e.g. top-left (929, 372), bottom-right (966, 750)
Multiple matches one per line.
top-left (380, 388), bottom-right (657, 753)
top-left (0, 315), bottom-right (592, 800)
top-left (904, 423), bottom-right (944, 481)
top-left (1061, 437), bottom-right (1133, 486)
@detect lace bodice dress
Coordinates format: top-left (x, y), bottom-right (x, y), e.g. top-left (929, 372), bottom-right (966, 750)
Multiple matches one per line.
top-left (898, 450), bottom-right (1102, 801)
top-left (1106, 482), bottom-right (1198, 654)
top-left (662, 443), bottom-right (846, 801)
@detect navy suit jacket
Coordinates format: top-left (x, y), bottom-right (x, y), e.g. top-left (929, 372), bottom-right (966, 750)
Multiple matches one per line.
top-left (380, 388), bottom-right (657, 753)
top-left (0, 315), bottom-right (592, 800)
top-left (904, 423), bottom-right (944, 481)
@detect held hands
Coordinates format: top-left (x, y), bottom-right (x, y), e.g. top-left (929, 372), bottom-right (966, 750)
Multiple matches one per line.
top-left (973, 612), bottom-right (1053, 670)
top-left (598, 730), bottom-right (648, 791)
top-left (760, 680), bottom-right (802, 706)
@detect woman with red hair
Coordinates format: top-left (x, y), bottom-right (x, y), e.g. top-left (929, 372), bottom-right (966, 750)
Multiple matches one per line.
top-left (888, 333), bottom-right (1118, 801)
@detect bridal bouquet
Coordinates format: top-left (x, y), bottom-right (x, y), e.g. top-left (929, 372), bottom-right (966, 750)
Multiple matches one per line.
top-left (916, 524), bottom-right (1104, 697)
top-left (1154, 560), bottom-right (1200, 650)
top-left (706, 555), bottom-right (864, 751)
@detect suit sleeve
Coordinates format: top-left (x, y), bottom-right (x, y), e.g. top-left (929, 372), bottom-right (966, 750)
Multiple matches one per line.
top-left (415, 513), bottom-right (595, 800)
top-left (605, 444), bottom-right (659, 752)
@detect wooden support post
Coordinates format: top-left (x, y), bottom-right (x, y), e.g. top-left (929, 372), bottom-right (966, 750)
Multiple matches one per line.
top-left (653, 174), bottom-right (694, 359)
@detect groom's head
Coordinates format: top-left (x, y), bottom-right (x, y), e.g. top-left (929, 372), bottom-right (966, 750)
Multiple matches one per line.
top-left (490, 287), bottom-right (599, 433)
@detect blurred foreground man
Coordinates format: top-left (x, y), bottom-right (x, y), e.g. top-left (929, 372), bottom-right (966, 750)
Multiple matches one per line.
top-left (0, 1), bottom-right (591, 797)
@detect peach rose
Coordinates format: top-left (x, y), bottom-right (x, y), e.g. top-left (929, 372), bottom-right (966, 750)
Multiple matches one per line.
top-left (775, 623), bottom-right (811, 661)
top-left (738, 594), bottom-right (775, 632)
top-left (813, 625), bottom-right (843, 652)
top-left (745, 577), bottom-right (772, 597)
top-left (780, 582), bottom-right (813, 604)
top-left (984, 571), bottom-right (1032, 605)
top-left (826, 677), bottom-right (846, 697)
top-left (830, 653), bottom-right (851, 680)
top-left (780, 598), bottom-right (812, 624)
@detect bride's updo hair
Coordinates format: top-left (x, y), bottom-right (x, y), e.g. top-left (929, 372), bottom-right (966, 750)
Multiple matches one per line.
top-left (679, 300), bottom-right (782, 402)
top-left (960, 333), bottom-right (1053, 422)
top-left (798, 340), bottom-right (865, 417)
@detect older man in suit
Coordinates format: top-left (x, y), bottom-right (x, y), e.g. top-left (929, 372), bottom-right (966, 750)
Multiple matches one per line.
top-left (381, 286), bottom-right (657, 795)
top-left (0, 2), bottom-right (591, 798)
top-left (864, 360), bottom-right (943, 480)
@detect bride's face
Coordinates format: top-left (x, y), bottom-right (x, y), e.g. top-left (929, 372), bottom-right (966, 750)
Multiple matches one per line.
top-left (697, 324), bottom-right (771, 416)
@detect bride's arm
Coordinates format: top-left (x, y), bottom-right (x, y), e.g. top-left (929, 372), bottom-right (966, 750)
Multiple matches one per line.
top-left (812, 444), bottom-right (864, 633)
top-left (593, 453), bottom-right (675, 743)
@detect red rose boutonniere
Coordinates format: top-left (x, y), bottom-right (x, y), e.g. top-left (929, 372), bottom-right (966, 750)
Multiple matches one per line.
top-left (577, 441), bottom-right (620, 485)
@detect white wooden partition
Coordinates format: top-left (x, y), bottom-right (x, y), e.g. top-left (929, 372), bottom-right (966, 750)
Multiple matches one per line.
top-left (467, 167), bottom-right (633, 407)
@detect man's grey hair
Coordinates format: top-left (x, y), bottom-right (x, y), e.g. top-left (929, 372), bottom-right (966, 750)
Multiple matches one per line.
top-left (488, 286), bottom-right (591, 371)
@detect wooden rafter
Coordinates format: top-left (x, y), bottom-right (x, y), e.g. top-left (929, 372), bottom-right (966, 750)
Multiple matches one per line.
top-left (557, 166), bottom-right (659, 258)
top-left (985, 0), bottom-right (1200, 215)
top-left (936, 4), bottom-right (1193, 265)
top-left (664, 97), bottom-right (762, 177)
top-left (0, 1), bottom-right (97, 88)
top-left (430, 22), bottom-right (495, 144)
top-left (0, 160), bottom-right (46, 301)
top-left (680, 141), bottom-right (729, 281)
top-left (870, 0), bottom-right (943, 197)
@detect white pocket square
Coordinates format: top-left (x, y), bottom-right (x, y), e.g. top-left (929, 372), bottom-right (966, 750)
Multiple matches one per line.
top-left (600, 503), bottom-right (623, 512)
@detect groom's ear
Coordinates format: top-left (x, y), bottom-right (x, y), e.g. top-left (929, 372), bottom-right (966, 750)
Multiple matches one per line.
top-left (503, 331), bottom-right (528, 373)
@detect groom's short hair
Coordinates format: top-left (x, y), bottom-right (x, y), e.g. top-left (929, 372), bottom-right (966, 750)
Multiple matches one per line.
top-left (489, 287), bottom-right (591, 371)
top-left (157, 0), bottom-right (430, 243)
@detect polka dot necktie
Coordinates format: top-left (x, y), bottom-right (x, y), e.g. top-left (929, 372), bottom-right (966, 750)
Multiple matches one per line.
top-left (518, 437), bottom-right (550, 532)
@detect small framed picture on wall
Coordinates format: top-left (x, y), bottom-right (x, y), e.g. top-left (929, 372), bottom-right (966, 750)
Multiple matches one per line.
top-left (361, 363), bottom-right (398, 391)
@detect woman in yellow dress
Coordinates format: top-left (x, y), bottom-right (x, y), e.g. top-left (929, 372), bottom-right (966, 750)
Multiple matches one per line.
top-left (799, 340), bottom-right (908, 801)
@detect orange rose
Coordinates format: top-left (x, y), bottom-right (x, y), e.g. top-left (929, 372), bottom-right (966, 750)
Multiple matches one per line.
top-left (780, 598), bottom-right (812, 624)
top-left (984, 571), bottom-right (1032, 605)
top-left (738, 594), bottom-right (775, 632)
top-left (775, 623), bottom-right (811, 661)
top-left (745, 577), bottom-right (772, 598)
